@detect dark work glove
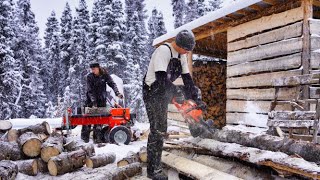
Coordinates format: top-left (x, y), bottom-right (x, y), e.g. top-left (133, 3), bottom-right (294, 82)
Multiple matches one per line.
top-left (92, 102), bottom-right (97, 108)
top-left (196, 100), bottom-right (207, 111)
top-left (116, 92), bottom-right (124, 99)
top-left (174, 86), bottom-right (185, 104)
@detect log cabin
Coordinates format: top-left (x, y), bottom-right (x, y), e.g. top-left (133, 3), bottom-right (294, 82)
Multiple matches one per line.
top-left (153, 0), bottom-right (320, 129)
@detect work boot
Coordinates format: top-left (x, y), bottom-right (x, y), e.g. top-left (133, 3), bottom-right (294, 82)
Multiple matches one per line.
top-left (147, 170), bottom-right (168, 180)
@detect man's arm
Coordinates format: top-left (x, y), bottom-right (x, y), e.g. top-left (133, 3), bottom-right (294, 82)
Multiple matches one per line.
top-left (87, 75), bottom-right (97, 106)
top-left (104, 73), bottom-right (121, 96)
top-left (181, 73), bottom-right (198, 101)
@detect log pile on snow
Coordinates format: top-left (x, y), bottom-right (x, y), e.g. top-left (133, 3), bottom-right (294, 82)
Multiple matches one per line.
top-left (162, 127), bottom-right (320, 179)
top-left (0, 121), bottom-right (142, 178)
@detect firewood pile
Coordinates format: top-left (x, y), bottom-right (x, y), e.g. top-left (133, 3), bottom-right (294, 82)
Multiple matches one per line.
top-left (0, 120), bottom-right (142, 179)
top-left (161, 128), bottom-right (320, 179)
top-left (192, 60), bottom-right (227, 128)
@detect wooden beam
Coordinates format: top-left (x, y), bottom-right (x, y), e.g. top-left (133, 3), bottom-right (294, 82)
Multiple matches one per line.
top-left (227, 100), bottom-right (292, 113)
top-left (263, 0), bottom-right (278, 5)
top-left (195, 26), bottom-right (228, 41)
top-left (235, 9), bottom-right (248, 16)
top-left (302, 0), bottom-right (313, 110)
top-left (313, 0), bottom-right (320, 7)
top-left (248, 4), bottom-right (263, 11)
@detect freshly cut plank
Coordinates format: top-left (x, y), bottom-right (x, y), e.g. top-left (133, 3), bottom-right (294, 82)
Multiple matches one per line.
top-left (228, 38), bottom-right (303, 66)
top-left (228, 7), bottom-right (303, 42)
top-left (0, 160), bottom-right (18, 180)
top-left (41, 133), bottom-right (64, 162)
top-left (311, 52), bottom-right (320, 69)
top-left (18, 132), bottom-right (42, 157)
top-left (227, 88), bottom-right (298, 101)
top-left (226, 113), bottom-right (268, 128)
top-left (14, 159), bottom-right (38, 176)
top-left (162, 151), bottom-right (242, 180)
top-left (227, 53), bottom-right (301, 77)
top-left (187, 138), bottom-right (320, 179)
top-left (228, 21), bottom-right (303, 52)
top-left (267, 120), bottom-right (314, 128)
top-left (0, 120), bottom-right (12, 133)
top-left (310, 19), bottom-right (320, 35)
top-left (227, 100), bottom-right (292, 113)
top-left (18, 121), bottom-right (51, 136)
top-left (48, 149), bottom-right (86, 176)
top-left (227, 70), bottom-right (301, 89)
top-left (167, 112), bottom-right (185, 122)
top-left (85, 153), bottom-right (116, 168)
top-left (0, 141), bottom-right (22, 161)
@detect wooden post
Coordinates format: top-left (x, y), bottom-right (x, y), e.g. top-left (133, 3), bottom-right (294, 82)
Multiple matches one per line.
top-left (187, 52), bottom-right (193, 76)
top-left (302, 0), bottom-right (313, 110)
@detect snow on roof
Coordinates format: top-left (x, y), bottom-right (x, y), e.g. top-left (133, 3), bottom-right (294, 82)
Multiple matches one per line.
top-left (153, 0), bottom-right (262, 46)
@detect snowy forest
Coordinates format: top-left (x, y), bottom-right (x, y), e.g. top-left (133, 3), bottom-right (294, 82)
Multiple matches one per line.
top-left (0, 0), bottom-right (222, 121)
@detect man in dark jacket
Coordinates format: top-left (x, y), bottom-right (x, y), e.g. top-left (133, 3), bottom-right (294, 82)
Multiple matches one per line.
top-left (143, 30), bottom-right (204, 180)
top-left (81, 62), bottom-right (123, 143)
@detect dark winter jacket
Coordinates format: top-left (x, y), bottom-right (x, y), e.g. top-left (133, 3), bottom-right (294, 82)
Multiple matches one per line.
top-left (86, 68), bottom-right (120, 107)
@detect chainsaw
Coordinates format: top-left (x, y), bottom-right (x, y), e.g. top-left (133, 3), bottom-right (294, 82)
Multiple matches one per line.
top-left (172, 97), bottom-right (215, 138)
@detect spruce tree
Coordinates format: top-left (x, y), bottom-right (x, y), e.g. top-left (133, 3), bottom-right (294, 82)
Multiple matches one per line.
top-left (208, 0), bottom-right (222, 12)
top-left (88, 0), bottom-right (99, 64)
top-left (185, 0), bottom-right (198, 23)
top-left (172, 0), bottom-right (186, 28)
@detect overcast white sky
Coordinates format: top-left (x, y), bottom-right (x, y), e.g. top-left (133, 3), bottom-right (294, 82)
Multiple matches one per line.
top-left (30, 0), bottom-right (174, 42)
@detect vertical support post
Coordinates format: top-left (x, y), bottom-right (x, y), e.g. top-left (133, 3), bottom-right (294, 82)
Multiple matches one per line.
top-left (187, 52), bottom-right (193, 77)
top-left (302, 0), bottom-right (313, 110)
top-left (313, 99), bottom-right (320, 144)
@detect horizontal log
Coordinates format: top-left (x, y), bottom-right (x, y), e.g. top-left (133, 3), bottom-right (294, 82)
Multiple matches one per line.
top-left (226, 113), bottom-right (268, 128)
top-left (311, 36), bottom-right (320, 50)
top-left (227, 100), bottom-right (292, 113)
top-left (228, 7), bottom-right (303, 42)
top-left (272, 73), bottom-right (320, 87)
top-left (311, 52), bottom-right (320, 69)
top-left (310, 87), bottom-right (320, 98)
top-left (227, 53), bottom-right (301, 77)
top-left (187, 138), bottom-right (320, 179)
top-left (267, 120), bottom-right (314, 128)
top-left (228, 21), bottom-right (303, 52)
top-left (310, 19), bottom-right (320, 35)
top-left (269, 111), bottom-right (316, 120)
top-left (0, 121), bottom-right (12, 133)
top-left (227, 87), bottom-right (298, 101)
top-left (162, 151), bottom-right (241, 180)
top-left (228, 37), bottom-right (303, 66)
top-left (227, 70), bottom-right (302, 89)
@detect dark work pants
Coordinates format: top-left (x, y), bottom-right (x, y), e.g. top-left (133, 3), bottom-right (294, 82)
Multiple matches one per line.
top-left (143, 84), bottom-right (172, 176)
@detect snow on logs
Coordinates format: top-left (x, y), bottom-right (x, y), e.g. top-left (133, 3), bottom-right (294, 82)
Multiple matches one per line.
top-left (0, 160), bottom-right (18, 180)
top-left (0, 120), bottom-right (12, 134)
top-left (18, 132), bottom-right (42, 158)
top-left (85, 153), bottom-right (116, 168)
top-left (14, 159), bottom-right (38, 176)
top-left (117, 146), bottom-right (147, 167)
top-left (41, 133), bottom-right (64, 162)
top-left (0, 141), bottom-right (22, 161)
top-left (186, 138), bottom-right (320, 179)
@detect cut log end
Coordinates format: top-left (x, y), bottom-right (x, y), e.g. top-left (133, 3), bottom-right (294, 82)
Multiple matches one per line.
top-left (43, 121), bottom-right (51, 135)
top-left (85, 159), bottom-right (93, 168)
top-left (41, 147), bottom-right (60, 162)
top-left (48, 160), bottom-right (58, 176)
top-left (31, 160), bottom-right (38, 175)
top-left (117, 160), bottom-right (129, 167)
top-left (22, 138), bottom-right (41, 157)
top-left (0, 120), bottom-right (13, 133)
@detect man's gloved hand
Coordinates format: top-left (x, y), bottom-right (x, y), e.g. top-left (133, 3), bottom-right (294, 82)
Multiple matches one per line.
top-left (174, 86), bottom-right (185, 104)
top-left (196, 100), bottom-right (207, 111)
top-left (92, 101), bottom-right (98, 108)
top-left (116, 92), bottom-right (124, 99)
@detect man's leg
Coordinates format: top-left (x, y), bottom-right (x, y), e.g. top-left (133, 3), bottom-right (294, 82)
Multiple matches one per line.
top-left (93, 125), bottom-right (103, 143)
top-left (81, 125), bottom-right (91, 143)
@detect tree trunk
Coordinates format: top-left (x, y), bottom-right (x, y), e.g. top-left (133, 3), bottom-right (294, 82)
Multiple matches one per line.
top-left (187, 138), bottom-right (320, 179)
top-left (162, 151), bottom-right (240, 180)
top-left (203, 128), bottom-right (320, 164)
top-left (0, 120), bottom-right (12, 134)
top-left (138, 146), bottom-right (147, 163)
top-left (117, 151), bottom-right (140, 167)
top-left (7, 129), bottom-right (18, 142)
top-left (41, 133), bottom-right (64, 162)
top-left (106, 162), bottom-right (142, 180)
top-left (14, 159), bottom-right (38, 176)
top-left (37, 158), bottom-right (48, 173)
top-left (0, 160), bottom-right (18, 180)
top-left (85, 153), bottom-right (116, 168)
top-left (0, 141), bottom-right (22, 161)
top-left (47, 149), bottom-right (86, 176)
top-left (18, 121), bottom-right (51, 136)
top-left (18, 132), bottom-right (42, 157)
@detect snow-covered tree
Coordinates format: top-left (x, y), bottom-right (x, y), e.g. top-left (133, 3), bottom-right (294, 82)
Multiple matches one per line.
top-left (172, 0), bottom-right (186, 28)
top-left (88, 0), bottom-right (99, 64)
top-left (184, 0), bottom-right (198, 23)
top-left (44, 11), bottom-right (59, 49)
top-left (60, 2), bottom-right (73, 94)
top-left (208, 0), bottom-right (222, 12)
top-left (147, 8), bottom-right (167, 56)
top-left (69, 0), bottom-right (90, 107)
top-left (0, 0), bottom-right (22, 119)
top-left (13, 0), bottom-right (47, 118)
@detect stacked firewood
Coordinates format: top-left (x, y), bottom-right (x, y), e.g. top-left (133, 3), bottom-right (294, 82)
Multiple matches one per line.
top-left (0, 121), bottom-right (141, 179)
top-left (193, 60), bottom-right (227, 128)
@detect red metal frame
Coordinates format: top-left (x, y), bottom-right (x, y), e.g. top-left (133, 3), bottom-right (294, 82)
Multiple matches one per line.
top-left (62, 107), bottom-right (131, 129)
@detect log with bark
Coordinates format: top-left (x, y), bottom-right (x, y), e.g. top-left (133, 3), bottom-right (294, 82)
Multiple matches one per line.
top-left (117, 151), bottom-right (140, 167)
top-left (48, 149), bottom-right (86, 176)
top-left (63, 141), bottom-right (95, 157)
top-left (186, 138), bottom-right (320, 179)
top-left (201, 128), bottom-right (320, 164)
top-left (106, 162), bottom-right (142, 180)
top-left (138, 146), bottom-right (147, 163)
top-left (37, 158), bottom-right (48, 173)
top-left (0, 120), bottom-right (12, 134)
top-left (18, 132), bottom-right (42, 157)
top-left (0, 160), bottom-right (18, 180)
top-left (0, 141), bottom-right (22, 161)
top-left (85, 153), bottom-right (116, 168)
top-left (17, 121), bottom-right (51, 136)
top-left (14, 159), bottom-right (38, 176)
top-left (162, 151), bottom-right (241, 180)
top-left (7, 129), bottom-right (18, 142)
top-left (41, 133), bottom-right (64, 162)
